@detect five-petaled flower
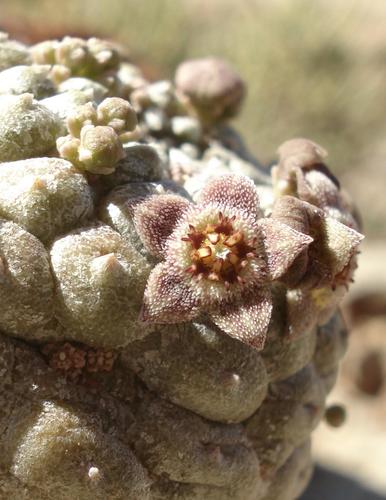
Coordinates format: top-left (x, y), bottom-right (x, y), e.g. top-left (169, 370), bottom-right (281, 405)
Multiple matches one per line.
top-left (271, 195), bottom-right (364, 336)
top-left (272, 195), bottom-right (364, 290)
top-left (133, 174), bottom-right (313, 350)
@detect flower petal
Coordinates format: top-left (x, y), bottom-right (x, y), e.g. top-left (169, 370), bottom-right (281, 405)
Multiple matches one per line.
top-left (198, 174), bottom-right (261, 219)
top-left (258, 218), bottom-right (313, 281)
top-left (272, 195), bottom-right (312, 233)
top-left (321, 216), bottom-right (364, 277)
top-left (134, 194), bottom-right (192, 258)
top-left (209, 288), bottom-right (272, 350)
top-left (140, 262), bottom-right (200, 323)
top-left (295, 167), bottom-right (340, 208)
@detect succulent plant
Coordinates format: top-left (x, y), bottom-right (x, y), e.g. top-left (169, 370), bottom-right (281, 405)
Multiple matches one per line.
top-left (0, 33), bottom-right (363, 500)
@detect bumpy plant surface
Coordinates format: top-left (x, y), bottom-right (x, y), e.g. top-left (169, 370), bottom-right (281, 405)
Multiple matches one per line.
top-left (0, 32), bottom-right (363, 500)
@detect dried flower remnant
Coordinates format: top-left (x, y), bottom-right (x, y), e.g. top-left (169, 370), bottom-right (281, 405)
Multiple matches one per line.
top-left (272, 138), bottom-right (360, 230)
top-left (56, 97), bottom-right (137, 174)
top-left (42, 342), bottom-right (117, 380)
top-left (42, 342), bottom-right (86, 380)
top-left (86, 348), bottom-right (116, 373)
top-left (134, 174), bottom-right (312, 349)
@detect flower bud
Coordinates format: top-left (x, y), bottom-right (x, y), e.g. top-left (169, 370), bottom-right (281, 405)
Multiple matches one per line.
top-left (78, 125), bottom-right (125, 174)
top-left (87, 37), bottom-right (120, 73)
top-left (56, 135), bottom-right (81, 164)
top-left (30, 40), bottom-right (58, 65)
top-left (175, 57), bottom-right (245, 125)
top-left (67, 102), bottom-right (97, 138)
top-left (97, 97), bottom-right (137, 134)
top-left (55, 37), bottom-right (91, 75)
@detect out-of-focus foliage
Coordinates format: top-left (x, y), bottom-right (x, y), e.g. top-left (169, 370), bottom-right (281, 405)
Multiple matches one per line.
top-left (2, 0), bottom-right (386, 235)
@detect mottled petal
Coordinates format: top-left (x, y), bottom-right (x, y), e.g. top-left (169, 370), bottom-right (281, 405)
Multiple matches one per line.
top-left (322, 216), bottom-right (364, 277)
top-left (325, 206), bottom-right (360, 232)
top-left (210, 288), bottom-right (272, 350)
top-left (272, 195), bottom-right (310, 234)
top-left (140, 262), bottom-right (200, 323)
top-left (134, 194), bottom-right (192, 258)
top-left (296, 167), bottom-right (340, 208)
top-left (270, 196), bottom-right (313, 286)
top-left (258, 218), bottom-right (313, 281)
top-left (198, 174), bottom-right (260, 218)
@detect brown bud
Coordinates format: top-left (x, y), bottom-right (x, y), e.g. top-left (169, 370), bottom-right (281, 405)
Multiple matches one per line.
top-left (278, 138), bottom-right (328, 170)
top-left (175, 57), bottom-right (245, 125)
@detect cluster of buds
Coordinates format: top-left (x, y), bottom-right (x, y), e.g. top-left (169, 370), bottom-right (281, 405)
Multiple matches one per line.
top-left (41, 342), bottom-right (117, 380)
top-left (56, 97), bottom-right (137, 174)
top-left (131, 80), bottom-right (181, 117)
top-left (130, 57), bottom-right (246, 142)
top-left (31, 36), bottom-right (121, 82)
top-left (130, 80), bottom-right (198, 140)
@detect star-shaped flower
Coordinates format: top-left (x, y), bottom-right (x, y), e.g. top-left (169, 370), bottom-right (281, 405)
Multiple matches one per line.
top-left (272, 195), bottom-right (363, 290)
top-left (133, 174), bottom-right (312, 350)
top-left (271, 195), bottom-right (364, 336)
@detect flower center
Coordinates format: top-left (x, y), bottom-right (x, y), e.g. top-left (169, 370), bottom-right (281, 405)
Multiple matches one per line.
top-left (181, 212), bottom-right (256, 288)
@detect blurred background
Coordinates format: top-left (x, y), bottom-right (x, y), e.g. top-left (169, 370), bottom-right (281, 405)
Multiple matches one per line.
top-left (1, 0), bottom-right (385, 498)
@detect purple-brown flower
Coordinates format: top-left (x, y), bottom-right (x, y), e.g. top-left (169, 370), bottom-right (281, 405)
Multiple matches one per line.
top-left (273, 138), bottom-right (360, 231)
top-left (272, 195), bottom-right (363, 291)
top-left (134, 174), bottom-right (312, 350)
top-left (271, 195), bottom-right (364, 336)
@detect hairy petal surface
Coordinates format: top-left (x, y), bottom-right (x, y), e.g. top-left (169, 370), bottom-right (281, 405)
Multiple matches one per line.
top-left (134, 194), bottom-right (192, 258)
top-left (321, 217), bottom-right (364, 277)
top-left (258, 219), bottom-right (313, 281)
top-left (209, 288), bottom-right (272, 350)
top-left (272, 195), bottom-right (310, 235)
top-left (140, 262), bottom-right (200, 323)
top-left (198, 174), bottom-right (261, 219)
top-left (295, 167), bottom-right (340, 208)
